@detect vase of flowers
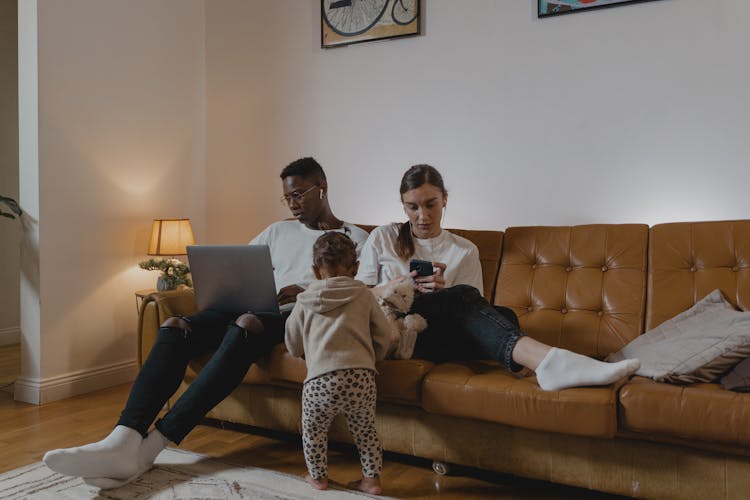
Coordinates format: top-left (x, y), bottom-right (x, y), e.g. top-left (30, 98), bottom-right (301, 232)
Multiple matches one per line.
top-left (138, 257), bottom-right (192, 291)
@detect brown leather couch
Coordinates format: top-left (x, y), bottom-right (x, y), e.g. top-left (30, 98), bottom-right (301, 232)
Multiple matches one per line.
top-left (137, 220), bottom-right (750, 499)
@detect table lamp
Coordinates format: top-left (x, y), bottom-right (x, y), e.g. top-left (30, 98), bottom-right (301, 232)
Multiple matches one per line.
top-left (142, 218), bottom-right (195, 290)
top-left (147, 218), bottom-right (195, 256)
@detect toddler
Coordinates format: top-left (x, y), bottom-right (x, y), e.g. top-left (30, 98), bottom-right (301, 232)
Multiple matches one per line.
top-left (285, 232), bottom-right (396, 495)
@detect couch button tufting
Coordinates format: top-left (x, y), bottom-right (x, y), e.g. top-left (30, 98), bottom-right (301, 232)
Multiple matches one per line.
top-left (531, 264), bottom-right (536, 270)
top-left (691, 266), bottom-right (697, 272)
top-left (565, 266), bottom-right (572, 272)
top-left (527, 306), bottom-right (533, 312)
top-left (561, 308), bottom-right (568, 314)
top-left (601, 266), bottom-right (608, 272)
top-left (733, 266), bottom-right (740, 272)
top-left (598, 311), bottom-right (604, 317)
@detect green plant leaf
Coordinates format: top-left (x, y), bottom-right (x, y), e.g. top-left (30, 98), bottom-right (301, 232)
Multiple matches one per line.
top-left (0, 195), bottom-right (22, 219)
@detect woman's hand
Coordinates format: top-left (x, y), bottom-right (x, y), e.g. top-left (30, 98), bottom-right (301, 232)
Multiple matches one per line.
top-left (277, 284), bottom-right (305, 305)
top-left (415, 262), bottom-right (447, 293)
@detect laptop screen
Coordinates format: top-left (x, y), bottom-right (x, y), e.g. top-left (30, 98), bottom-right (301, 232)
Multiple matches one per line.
top-left (187, 245), bottom-right (280, 314)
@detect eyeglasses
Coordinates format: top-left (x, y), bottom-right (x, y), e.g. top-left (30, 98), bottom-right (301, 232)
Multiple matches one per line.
top-left (280, 184), bottom-right (319, 205)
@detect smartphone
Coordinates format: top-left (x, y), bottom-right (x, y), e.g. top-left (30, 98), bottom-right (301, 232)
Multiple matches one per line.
top-left (409, 259), bottom-right (434, 277)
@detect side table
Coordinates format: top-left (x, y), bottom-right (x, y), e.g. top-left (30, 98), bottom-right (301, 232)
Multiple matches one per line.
top-left (135, 288), bottom-right (158, 315)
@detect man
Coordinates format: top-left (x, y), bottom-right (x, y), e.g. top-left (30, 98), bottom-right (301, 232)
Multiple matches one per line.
top-left (43, 157), bottom-right (369, 488)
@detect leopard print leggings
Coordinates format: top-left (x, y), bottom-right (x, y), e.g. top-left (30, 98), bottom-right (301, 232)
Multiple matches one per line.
top-left (301, 368), bottom-right (382, 480)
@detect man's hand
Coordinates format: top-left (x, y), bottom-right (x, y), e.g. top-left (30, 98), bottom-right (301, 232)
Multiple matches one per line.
top-left (415, 262), bottom-right (447, 293)
top-left (277, 284), bottom-right (305, 305)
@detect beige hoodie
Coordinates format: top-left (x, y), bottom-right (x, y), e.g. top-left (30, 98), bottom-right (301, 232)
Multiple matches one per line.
top-left (285, 276), bottom-right (397, 383)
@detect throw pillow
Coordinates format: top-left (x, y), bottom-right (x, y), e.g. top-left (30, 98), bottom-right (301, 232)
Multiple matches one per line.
top-left (606, 289), bottom-right (750, 384)
top-left (720, 356), bottom-right (750, 392)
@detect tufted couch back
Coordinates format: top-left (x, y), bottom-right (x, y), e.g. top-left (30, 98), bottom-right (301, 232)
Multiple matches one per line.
top-left (494, 224), bottom-right (649, 359)
top-left (647, 220), bottom-right (750, 330)
top-left (356, 221), bottom-right (750, 360)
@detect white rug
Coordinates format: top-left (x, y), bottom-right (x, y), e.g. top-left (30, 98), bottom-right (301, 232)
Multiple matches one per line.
top-left (0, 448), bottom-right (393, 499)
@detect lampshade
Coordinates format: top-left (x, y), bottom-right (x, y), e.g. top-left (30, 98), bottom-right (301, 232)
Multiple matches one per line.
top-left (147, 218), bottom-right (195, 256)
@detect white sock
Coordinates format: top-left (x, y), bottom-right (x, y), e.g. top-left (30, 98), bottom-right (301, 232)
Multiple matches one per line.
top-left (82, 429), bottom-right (169, 490)
top-left (139, 428), bottom-right (169, 467)
top-left (43, 425), bottom-right (142, 479)
top-left (535, 348), bottom-right (640, 391)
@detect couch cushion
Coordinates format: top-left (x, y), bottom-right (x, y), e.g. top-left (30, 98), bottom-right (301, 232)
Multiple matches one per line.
top-left (422, 361), bottom-right (618, 437)
top-left (259, 344), bottom-right (434, 405)
top-left (608, 289), bottom-right (750, 383)
top-left (647, 220), bottom-right (750, 331)
top-left (619, 376), bottom-right (750, 447)
top-left (495, 224), bottom-right (648, 359)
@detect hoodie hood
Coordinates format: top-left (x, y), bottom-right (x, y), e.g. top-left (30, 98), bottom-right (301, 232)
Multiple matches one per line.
top-left (296, 276), bottom-right (368, 314)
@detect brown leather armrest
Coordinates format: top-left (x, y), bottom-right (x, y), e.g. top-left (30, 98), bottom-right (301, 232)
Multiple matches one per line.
top-left (137, 288), bottom-right (197, 367)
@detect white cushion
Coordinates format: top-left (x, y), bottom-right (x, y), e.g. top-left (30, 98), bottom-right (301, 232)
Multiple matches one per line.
top-left (607, 289), bottom-right (750, 383)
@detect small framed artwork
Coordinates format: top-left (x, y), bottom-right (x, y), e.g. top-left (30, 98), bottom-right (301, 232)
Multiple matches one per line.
top-left (321, 0), bottom-right (420, 48)
top-left (539, 0), bottom-right (659, 18)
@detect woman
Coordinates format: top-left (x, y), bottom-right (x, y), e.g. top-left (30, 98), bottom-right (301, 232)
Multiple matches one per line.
top-left (356, 164), bottom-right (640, 391)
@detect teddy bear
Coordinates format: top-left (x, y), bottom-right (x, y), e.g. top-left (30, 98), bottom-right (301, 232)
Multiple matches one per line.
top-left (376, 279), bottom-right (428, 360)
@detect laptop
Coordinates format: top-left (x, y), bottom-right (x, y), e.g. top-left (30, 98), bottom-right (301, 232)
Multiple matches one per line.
top-left (187, 245), bottom-right (280, 314)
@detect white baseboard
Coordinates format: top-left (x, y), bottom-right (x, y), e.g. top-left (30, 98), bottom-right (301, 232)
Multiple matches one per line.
top-left (14, 359), bottom-right (137, 404)
top-left (0, 326), bottom-right (21, 346)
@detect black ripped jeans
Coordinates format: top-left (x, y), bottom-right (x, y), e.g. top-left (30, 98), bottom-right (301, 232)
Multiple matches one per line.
top-left (117, 309), bottom-right (286, 444)
top-left (411, 285), bottom-right (525, 371)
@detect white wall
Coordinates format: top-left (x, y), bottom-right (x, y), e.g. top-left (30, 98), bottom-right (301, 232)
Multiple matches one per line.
top-left (0, 0), bottom-right (19, 346)
top-left (205, 0), bottom-right (750, 235)
top-left (16, 0), bottom-right (206, 403)
top-left (204, 0), bottom-right (286, 243)
top-left (18, 0), bottom-right (750, 401)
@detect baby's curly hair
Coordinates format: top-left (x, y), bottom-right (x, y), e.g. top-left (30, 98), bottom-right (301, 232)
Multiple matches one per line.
top-left (313, 232), bottom-right (357, 273)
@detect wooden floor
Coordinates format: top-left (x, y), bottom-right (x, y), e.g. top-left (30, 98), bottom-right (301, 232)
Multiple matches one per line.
top-left (0, 348), bottom-right (621, 498)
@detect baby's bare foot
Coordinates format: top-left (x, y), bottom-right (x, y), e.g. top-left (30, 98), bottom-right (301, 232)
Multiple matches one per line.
top-left (305, 474), bottom-right (328, 490)
top-left (348, 477), bottom-right (383, 495)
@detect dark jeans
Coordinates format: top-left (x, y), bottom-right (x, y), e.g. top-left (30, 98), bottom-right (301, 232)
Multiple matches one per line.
top-left (117, 309), bottom-right (286, 444)
top-left (411, 285), bottom-right (525, 371)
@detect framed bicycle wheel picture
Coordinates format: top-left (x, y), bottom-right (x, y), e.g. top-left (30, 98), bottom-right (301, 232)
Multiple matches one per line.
top-left (539, 0), bottom-right (659, 18)
top-left (321, 0), bottom-right (420, 48)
